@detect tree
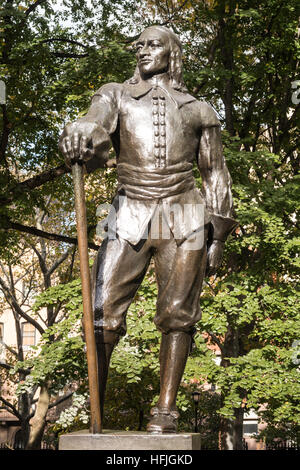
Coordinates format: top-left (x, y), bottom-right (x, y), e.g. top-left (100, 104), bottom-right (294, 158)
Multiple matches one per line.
top-left (0, 209), bottom-right (82, 448)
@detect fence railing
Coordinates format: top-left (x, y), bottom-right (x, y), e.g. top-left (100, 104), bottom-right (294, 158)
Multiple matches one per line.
top-left (0, 440), bottom-right (55, 450)
top-left (0, 441), bottom-right (14, 450)
top-left (242, 438), bottom-right (248, 450)
top-left (266, 441), bottom-right (300, 451)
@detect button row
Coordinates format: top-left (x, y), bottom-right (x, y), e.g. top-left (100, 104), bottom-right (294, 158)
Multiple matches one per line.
top-left (152, 110), bottom-right (166, 115)
top-left (152, 95), bottom-right (167, 168)
top-left (153, 117), bottom-right (165, 125)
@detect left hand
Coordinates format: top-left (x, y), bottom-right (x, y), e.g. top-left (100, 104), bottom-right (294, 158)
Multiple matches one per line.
top-left (206, 240), bottom-right (225, 276)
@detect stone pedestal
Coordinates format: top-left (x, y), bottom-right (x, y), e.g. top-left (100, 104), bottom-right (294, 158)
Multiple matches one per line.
top-left (59, 430), bottom-right (201, 450)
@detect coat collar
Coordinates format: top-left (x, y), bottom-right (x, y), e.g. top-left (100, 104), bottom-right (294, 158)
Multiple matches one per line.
top-left (128, 80), bottom-right (196, 109)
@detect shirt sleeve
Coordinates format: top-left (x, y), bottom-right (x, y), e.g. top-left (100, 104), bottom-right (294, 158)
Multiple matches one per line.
top-left (197, 102), bottom-right (237, 241)
top-left (77, 83), bottom-right (121, 172)
top-left (87, 83), bottom-right (121, 136)
top-left (199, 101), bottom-right (221, 128)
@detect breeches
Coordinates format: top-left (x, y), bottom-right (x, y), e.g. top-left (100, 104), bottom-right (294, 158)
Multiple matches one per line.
top-left (92, 221), bottom-right (208, 339)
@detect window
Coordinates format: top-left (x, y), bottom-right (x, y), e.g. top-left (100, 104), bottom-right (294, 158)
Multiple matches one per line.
top-left (22, 322), bottom-right (36, 350)
top-left (243, 421), bottom-right (258, 435)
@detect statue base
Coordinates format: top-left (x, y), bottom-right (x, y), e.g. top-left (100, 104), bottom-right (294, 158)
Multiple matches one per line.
top-left (59, 429), bottom-right (201, 450)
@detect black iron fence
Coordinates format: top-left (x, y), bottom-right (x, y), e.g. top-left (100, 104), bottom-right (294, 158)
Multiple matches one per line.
top-left (242, 438), bottom-right (248, 450)
top-left (266, 441), bottom-right (300, 451)
top-left (0, 440), bottom-right (55, 450)
top-left (0, 441), bottom-right (14, 450)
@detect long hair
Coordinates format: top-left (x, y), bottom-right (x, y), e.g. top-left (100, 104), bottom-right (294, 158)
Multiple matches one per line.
top-left (126, 26), bottom-right (188, 93)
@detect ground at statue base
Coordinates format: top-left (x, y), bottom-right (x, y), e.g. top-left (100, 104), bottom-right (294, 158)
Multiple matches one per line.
top-left (59, 429), bottom-right (201, 450)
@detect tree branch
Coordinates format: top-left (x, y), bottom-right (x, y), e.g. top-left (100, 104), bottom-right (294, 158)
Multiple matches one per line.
top-left (0, 361), bottom-right (31, 375)
top-left (0, 163), bottom-right (70, 205)
top-left (0, 104), bottom-right (11, 165)
top-left (25, 0), bottom-right (48, 17)
top-left (0, 261), bottom-right (10, 284)
top-left (0, 363), bottom-right (12, 371)
top-left (47, 246), bottom-right (73, 277)
top-left (39, 38), bottom-right (91, 50)
top-left (0, 397), bottom-right (21, 420)
top-left (3, 220), bottom-right (99, 251)
top-left (53, 52), bottom-right (89, 59)
top-left (0, 276), bottom-right (45, 335)
top-left (217, 6), bottom-right (236, 136)
top-left (0, 341), bottom-right (18, 357)
top-left (48, 391), bottom-right (73, 409)
top-left (29, 243), bottom-right (48, 276)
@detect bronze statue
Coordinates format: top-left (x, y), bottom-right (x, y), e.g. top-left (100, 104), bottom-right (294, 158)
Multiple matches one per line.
top-left (59, 26), bottom-right (237, 434)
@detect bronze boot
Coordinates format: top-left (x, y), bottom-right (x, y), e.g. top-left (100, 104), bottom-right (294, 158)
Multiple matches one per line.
top-left (95, 331), bottom-right (119, 419)
top-left (147, 331), bottom-right (192, 433)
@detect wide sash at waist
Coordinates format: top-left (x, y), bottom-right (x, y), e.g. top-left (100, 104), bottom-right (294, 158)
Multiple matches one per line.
top-left (117, 161), bottom-right (195, 200)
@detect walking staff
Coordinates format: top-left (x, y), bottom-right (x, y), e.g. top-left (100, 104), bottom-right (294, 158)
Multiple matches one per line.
top-left (71, 160), bottom-right (102, 434)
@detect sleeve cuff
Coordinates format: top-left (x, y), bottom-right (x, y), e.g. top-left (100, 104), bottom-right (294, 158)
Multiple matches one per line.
top-left (84, 126), bottom-right (111, 173)
top-left (210, 214), bottom-right (238, 242)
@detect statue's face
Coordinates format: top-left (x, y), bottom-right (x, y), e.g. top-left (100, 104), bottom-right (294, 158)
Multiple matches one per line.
top-left (136, 27), bottom-right (170, 78)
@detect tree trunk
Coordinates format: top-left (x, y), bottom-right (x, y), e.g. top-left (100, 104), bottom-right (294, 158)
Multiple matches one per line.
top-left (16, 393), bottom-right (30, 449)
top-left (220, 408), bottom-right (244, 450)
top-left (233, 407), bottom-right (244, 449)
top-left (217, 7), bottom-right (236, 137)
top-left (138, 409), bottom-right (144, 431)
top-left (26, 384), bottom-right (50, 450)
top-left (220, 325), bottom-right (245, 450)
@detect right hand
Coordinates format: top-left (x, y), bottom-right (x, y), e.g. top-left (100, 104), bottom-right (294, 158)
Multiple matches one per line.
top-left (59, 121), bottom-right (99, 168)
top-left (206, 239), bottom-right (225, 276)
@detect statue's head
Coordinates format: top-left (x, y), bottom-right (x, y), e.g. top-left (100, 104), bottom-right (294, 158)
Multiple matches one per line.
top-left (127, 26), bottom-right (187, 92)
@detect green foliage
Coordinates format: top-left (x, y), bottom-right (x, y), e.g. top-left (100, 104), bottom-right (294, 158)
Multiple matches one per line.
top-left (12, 279), bottom-right (87, 396)
top-left (196, 143), bottom-right (300, 429)
top-left (54, 392), bottom-right (89, 431)
top-left (204, 140), bottom-right (300, 425)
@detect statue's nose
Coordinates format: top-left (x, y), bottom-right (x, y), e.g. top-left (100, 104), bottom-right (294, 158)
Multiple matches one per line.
top-left (140, 45), bottom-right (150, 57)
